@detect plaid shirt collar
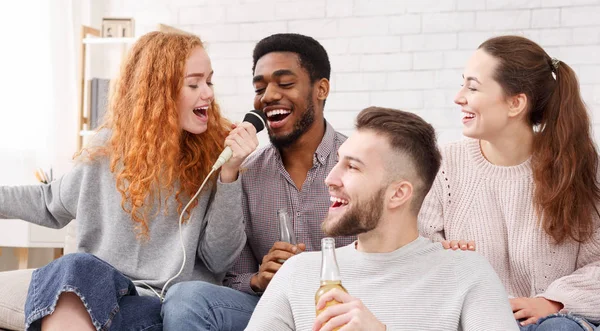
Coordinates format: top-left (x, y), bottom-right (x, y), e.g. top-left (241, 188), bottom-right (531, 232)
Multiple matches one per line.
top-left (270, 120), bottom-right (337, 167)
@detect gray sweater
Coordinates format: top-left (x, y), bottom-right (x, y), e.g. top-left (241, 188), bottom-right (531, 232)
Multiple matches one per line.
top-left (246, 237), bottom-right (519, 331)
top-left (0, 157), bottom-right (246, 293)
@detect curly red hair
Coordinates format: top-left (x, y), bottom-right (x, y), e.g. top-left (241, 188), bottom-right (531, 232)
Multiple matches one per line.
top-left (80, 31), bottom-right (230, 238)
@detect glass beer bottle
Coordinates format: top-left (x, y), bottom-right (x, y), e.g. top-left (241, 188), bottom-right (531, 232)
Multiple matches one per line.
top-left (277, 209), bottom-right (297, 263)
top-left (315, 237), bottom-right (347, 330)
top-left (278, 209), bottom-right (297, 245)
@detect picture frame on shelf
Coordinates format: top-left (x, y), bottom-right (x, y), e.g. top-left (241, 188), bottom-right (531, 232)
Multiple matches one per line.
top-left (102, 18), bottom-right (134, 38)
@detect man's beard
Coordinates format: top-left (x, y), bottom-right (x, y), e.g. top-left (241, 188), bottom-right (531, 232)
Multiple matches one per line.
top-left (321, 187), bottom-right (385, 237)
top-left (268, 95), bottom-right (315, 149)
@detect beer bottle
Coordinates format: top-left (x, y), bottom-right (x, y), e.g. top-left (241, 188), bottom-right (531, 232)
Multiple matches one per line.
top-left (278, 209), bottom-right (297, 245)
top-left (315, 237), bottom-right (347, 330)
top-left (277, 209), bottom-right (297, 263)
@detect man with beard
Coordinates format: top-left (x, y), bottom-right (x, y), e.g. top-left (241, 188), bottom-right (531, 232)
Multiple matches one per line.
top-left (161, 33), bottom-right (355, 331)
top-left (245, 107), bottom-right (519, 331)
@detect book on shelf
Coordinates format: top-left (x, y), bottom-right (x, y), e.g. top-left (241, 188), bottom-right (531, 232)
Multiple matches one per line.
top-left (90, 78), bottom-right (111, 130)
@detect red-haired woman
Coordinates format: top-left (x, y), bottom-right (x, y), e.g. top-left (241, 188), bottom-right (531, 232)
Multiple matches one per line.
top-left (0, 31), bottom-right (257, 330)
top-left (419, 35), bottom-right (600, 331)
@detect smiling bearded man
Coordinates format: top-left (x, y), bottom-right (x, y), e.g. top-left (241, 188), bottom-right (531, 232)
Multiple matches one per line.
top-left (246, 106), bottom-right (520, 331)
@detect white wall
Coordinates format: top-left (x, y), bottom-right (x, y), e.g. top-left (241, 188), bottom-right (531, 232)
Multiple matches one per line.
top-left (97, 0), bottom-right (600, 143)
top-left (0, 0), bottom-right (595, 270)
top-left (0, 0), bottom-right (90, 271)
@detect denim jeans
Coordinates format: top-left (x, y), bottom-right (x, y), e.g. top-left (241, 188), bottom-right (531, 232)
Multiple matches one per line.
top-left (519, 313), bottom-right (599, 331)
top-left (25, 253), bottom-right (162, 331)
top-left (161, 281), bottom-right (260, 331)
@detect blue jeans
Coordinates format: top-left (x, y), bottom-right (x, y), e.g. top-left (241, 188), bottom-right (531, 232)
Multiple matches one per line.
top-left (519, 313), bottom-right (598, 331)
top-left (161, 281), bottom-right (259, 331)
top-left (25, 253), bottom-right (162, 331)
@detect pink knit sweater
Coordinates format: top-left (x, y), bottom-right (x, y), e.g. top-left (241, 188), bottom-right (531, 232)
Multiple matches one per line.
top-left (418, 138), bottom-right (600, 323)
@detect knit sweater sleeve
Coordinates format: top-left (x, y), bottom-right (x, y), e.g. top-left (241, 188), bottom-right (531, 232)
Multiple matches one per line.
top-left (245, 254), bottom-right (295, 330)
top-left (0, 163), bottom-right (84, 228)
top-left (222, 184), bottom-right (261, 295)
top-left (538, 221), bottom-right (600, 323)
top-left (457, 253), bottom-right (519, 331)
top-left (418, 169), bottom-right (446, 242)
top-left (197, 175), bottom-right (247, 275)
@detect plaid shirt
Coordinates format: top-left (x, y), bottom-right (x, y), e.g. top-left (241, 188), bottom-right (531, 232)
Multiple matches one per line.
top-left (224, 121), bottom-right (356, 294)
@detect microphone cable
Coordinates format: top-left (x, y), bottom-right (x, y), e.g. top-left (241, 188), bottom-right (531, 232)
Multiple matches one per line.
top-left (133, 167), bottom-right (217, 302)
top-left (133, 110), bottom-right (266, 302)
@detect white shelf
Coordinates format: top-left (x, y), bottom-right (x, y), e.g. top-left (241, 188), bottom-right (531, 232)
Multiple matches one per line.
top-left (0, 219), bottom-right (66, 248)
top-left (83, 37), bottom-right (135, 45)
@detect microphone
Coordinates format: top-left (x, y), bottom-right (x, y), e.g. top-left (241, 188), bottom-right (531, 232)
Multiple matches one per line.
top-left (212, 110), bottom-right (267, 171)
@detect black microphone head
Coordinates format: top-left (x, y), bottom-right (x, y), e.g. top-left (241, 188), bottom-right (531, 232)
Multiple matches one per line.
top-left (243, 110), bottom-right (268, 133)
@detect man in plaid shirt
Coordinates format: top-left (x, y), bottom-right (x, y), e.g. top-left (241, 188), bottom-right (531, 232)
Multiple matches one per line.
top-left (161, 33), bottom-right (355, 331)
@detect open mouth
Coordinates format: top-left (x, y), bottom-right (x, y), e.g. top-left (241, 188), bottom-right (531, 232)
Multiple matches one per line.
top-left (265, 109), bottom-right (291, 123)
top-left (462, 111), bottom-right (475, 121)
top-left (193, 106), bottom-right (208, 118)
top-left (330, 196), bottom-right (349, 208)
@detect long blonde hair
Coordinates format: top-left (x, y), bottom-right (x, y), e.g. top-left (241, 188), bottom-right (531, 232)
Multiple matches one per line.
top-left (79, 31), bottom-right (230, 238)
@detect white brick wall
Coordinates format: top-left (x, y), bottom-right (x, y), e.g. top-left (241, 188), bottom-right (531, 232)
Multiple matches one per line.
top-left (99, 0), bottom-right (600, 145)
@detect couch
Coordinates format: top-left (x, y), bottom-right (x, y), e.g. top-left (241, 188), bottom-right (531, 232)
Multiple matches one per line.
top-left (0, 222), bottom-right (77, 331)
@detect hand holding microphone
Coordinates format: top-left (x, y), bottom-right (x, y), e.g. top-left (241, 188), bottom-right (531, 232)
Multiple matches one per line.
top-left (217, 110), bottom-right (267, 183)
top-left (156, 110), bottom-right (267, 300)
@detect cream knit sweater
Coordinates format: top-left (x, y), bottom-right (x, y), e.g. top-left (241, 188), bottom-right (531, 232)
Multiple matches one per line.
top-left (419, 138), bottom-right (600, 323)
top-left (246, 237), bottom-right (518, 331)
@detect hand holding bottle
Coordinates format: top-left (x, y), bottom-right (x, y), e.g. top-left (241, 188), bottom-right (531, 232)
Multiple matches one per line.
top-left (250, 241), bottom-right (306, 293)
top-left (314, 240), bottom-right (384, 331)
top-left (313, 288), bottom-right (386, 331)
top-left (277, 209), bottom-right (297, 262)
top-left (314, 237), bottom-right (348, 331)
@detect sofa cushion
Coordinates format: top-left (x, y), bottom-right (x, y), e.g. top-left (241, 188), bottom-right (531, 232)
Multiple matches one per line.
top-left (0, 269), bottom-right (31, 331)
top-left (0, 221), bottom-right (77, 331)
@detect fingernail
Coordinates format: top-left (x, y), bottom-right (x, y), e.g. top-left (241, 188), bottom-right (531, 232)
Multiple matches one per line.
top-left (453, 245), bottom-right (458, 249)
top-left (292, 247), bottom-right (297, 253)
top-left (461, 245), bottom-right (466, 249)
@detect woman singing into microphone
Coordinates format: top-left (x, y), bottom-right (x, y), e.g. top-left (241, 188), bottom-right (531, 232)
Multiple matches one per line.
top-left (0, 31), bottom-right (258, 331)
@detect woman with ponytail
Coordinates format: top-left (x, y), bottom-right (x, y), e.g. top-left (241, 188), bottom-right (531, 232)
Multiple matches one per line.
top-left (419, 35), bottom-right (600, 331)
top-left (0, 31), bottom-right (258, 330)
